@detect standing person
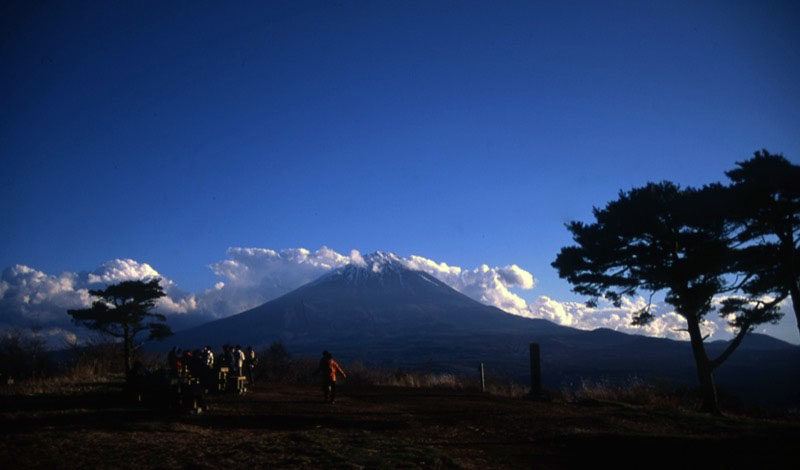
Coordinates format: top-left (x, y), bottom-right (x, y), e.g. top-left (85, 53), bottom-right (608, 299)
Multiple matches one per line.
top-left (175, 348), bottom-right (184, 376)
top-left (234, 345), bottom-right (245, 377)
top-left (167, 346), bottom-right (178, 376)
top-left (202, 346), bottom-right (214, 369)
top-left (222, 344), bottom-right (233, 372)
top-left (317, 350), bottom-right (346, 404)
top-left (180, 349), bottom-right (194, 377)
top-left (245, 346), bottom-right (257, 385)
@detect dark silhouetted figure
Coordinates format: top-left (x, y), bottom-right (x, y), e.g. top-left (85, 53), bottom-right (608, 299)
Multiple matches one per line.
top-left (245, 346), bottom-right (257, 385)
top-left (127, 360), bottom-right (149, 402)
top-left (168, 346), bottom-right (178, 376)
top-left (222, 344), bottom-right (233, 371)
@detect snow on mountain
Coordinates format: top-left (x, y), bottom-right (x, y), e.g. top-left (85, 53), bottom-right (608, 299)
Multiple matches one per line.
top-left (311, 251), bottom-right (450, 292)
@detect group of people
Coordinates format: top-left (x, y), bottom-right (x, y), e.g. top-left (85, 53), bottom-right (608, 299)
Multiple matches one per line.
top-left (166, 345), bottom-right (348, 403)
top-left (168, 344), bottom-right (258, 385)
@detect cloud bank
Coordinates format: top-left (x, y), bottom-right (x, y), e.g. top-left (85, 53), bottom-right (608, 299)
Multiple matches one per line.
top-left (3, 246), bottom-right (789, 347)
top-left (0, 259), bottom-right (202, 345)
top-left (198, 247), bottom-right (351, 316)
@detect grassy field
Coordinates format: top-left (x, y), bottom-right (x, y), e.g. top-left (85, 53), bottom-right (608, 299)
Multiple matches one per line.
top-left (1, 378), bottom-right (798, 469)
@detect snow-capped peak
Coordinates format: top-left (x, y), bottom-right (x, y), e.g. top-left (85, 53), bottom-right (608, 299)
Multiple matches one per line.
top-left (309, 251), bottom-right (455, 294)
top-left (309, 251), bottom-right (413, 287)
top-left (360, 251), bottom-right (403, 272)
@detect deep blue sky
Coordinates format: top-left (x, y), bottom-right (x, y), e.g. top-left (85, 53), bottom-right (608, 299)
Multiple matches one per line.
top-left (3, 1), bottom-right (800, 330)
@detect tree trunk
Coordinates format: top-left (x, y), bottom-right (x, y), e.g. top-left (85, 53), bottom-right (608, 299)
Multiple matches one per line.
top-left (123, 325), bottom-right (131, 379)
top-left (789, 279), bottom-right (800, 338)
top-left (779, 233), bottom-right (800, 338)
top-left (685, 314), bottom-right (720, 414)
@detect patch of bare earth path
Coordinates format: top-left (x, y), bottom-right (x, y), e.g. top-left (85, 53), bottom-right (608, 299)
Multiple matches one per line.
top-left (1, 382), bottom-right (798, 469)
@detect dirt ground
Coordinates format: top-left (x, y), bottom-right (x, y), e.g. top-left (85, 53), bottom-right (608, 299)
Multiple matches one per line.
top-left (1, 381), bottom-right (798, 469)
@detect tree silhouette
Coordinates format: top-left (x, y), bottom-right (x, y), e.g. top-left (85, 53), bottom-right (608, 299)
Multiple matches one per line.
top-left (68, 279), bottom-right (172, 377)
top-left (552, 182), bottom-right (780, 414)
top-left (725, 150), bottom-right (800, 337)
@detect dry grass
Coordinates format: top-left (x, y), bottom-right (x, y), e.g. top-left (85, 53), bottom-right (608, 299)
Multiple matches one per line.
top-left (0, 373), bottom-right (121, 396)
top-left (558, 376), bottom-right (701, 411)
top-left (344, 361), bottom-right (529, 398)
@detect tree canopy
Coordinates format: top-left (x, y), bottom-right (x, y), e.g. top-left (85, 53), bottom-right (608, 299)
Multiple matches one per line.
top-left (725, 150), bottom-right (800, 336)
top-left (68, 279), bottom-right (172, 376)
top-left (552, 181), bottom-right (781, 413)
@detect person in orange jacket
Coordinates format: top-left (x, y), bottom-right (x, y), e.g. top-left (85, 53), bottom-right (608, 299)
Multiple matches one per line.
top-left (317, 350), bottom-right (346, 403)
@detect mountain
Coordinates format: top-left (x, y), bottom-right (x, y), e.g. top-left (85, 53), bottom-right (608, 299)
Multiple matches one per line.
top-left (164, 252), bottom-right (800, 406)
top-left (168, 251), bottom-right (572, 347)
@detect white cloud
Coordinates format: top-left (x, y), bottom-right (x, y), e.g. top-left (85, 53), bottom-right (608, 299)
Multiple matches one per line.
top-left (0, 260), bottom-right (199, 346)
top-left (199, 246), bottom-right (352, 317)
top-left (498, 265), bottom-right (535, 290)
top-left (157, 294), bottom-right (198, 314)
top-left (5, 246), bottom-right (788, 348)
top-left (86, 259), bottom-right (161, 284)
top-left (207, 246), bottom-right (350, 288)
top-left (0, 265), bottom-right (91, 325)
top-left (523, 295), bottom-right (713, 341)
top-left (349, 249), bottom-right (367, 267)
top-left (398, 255), bottom-right (536, 315)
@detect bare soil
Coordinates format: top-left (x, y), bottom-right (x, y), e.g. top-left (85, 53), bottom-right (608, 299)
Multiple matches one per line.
top-left (1, 381), bottom-right (797, 469)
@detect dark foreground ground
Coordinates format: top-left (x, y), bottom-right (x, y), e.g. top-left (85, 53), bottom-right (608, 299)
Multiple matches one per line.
top-left (1, 381), bottom-right (798, 469)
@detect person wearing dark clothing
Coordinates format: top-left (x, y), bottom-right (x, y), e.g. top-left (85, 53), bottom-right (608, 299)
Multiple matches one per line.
top-left (127, 360), bottom-right (149, 401)
top-left (317, 350), bottom-right (346, 403)
top-left (167, 347), bottom-right (178, 376)
top-left (222, 344), bottom-right (233, 372)
top-left (245, 346), bottom-right (257, 385)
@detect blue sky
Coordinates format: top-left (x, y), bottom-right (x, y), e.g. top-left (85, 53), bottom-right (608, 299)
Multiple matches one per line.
top-left (2, 1), bottom-right (799, 343)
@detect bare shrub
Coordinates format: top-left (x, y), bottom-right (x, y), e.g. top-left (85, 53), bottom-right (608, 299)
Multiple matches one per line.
top-left (0, 328), bottom-right (56, 381)
top-left (0, 333), bottom-right (127, 395)
top-left (341, 360), bottom-right (389, 387)
top-left (286, 356), bottom-right (319, 385)
top-left (66, 338), bottom-right (126, 379)
top-left (253, 343), bottom-right (320, 385)
top-left (256, 341), bottom-right (292, 383)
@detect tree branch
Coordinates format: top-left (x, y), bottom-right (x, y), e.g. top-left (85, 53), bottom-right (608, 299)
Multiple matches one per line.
top-left (709, 321), bottom-right (752, 370)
